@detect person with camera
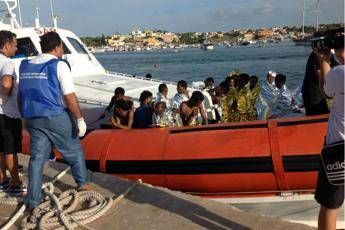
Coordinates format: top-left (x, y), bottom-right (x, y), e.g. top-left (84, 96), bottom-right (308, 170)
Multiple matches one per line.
top-left (313, 29), bottom-right (344, 230)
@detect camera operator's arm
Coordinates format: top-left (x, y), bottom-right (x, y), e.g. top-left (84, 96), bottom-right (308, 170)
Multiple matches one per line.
top-left (315, 50), bottom-right (332, 88)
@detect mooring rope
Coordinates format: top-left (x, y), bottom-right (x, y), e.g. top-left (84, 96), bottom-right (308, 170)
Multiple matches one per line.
top-left (0, 165), bottom-right (142, 230)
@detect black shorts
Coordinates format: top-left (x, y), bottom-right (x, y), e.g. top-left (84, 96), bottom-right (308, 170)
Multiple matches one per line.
top-left (315, 160), bottom-right (344, 209)
top-left (0, 114), bottom-right (22, 154)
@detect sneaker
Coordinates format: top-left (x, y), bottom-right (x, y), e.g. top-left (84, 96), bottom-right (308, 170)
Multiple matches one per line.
top-left (48, 152), bottom-right (56, 162)
top-left (7, 182), bottom-right (27, 197)
top-left (77, 183), bottom-right (93, 192)
top-left (0, 180), bottom-right (10, 192)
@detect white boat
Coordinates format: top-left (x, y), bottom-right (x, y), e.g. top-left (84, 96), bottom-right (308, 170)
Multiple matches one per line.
top-left (201, 43), bottom-right (214, 50)
top-left (0, 0), bottom-right (192, 129)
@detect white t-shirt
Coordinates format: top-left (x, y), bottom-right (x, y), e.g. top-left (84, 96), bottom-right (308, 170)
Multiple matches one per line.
top-left (171, 93), bottom-right (189, 109)
top-left (324, 65), bottom-right (345, 144)
top-left (28, 54), bottom-right (76, 96)
top-left (0, 53), bottom-right (20, 118)
top-left (155, 92), bottom-right (171, 109)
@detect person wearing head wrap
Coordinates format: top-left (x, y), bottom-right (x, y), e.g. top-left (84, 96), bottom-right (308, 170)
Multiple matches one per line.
top-left (270, 74), bottom-right (294, 118)
top-left (258, 71), bottom-right (278, 119)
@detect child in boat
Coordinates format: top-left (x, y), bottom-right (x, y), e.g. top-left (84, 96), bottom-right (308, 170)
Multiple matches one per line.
top-left (172, 80), bottom-right (190, 113)
top-left (152, 102), bottom-right (173, 127)
top-left (133, 90), bottom-right (155, 128)
top-left (233, 73), bottom-right (252, 122)
top-left (180, 91), bottom-right (208, 126)
top-left (110, 99), bottom-right (134, 129)
top-left (218, 81), bottom-right (230, 123)
top-left (269, 74), bottom-right (294, 118)
top-left (248, 76), bottom-right (261, 121)
top-left (155, 83), bottom-right (171, 109)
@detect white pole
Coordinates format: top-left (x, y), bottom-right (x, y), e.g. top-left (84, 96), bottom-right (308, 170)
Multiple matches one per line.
top-left (315, 0), bottom-right (320, 32)
top-left (49, 0), bottom-right (54, 27)
top-left (302, 0), bottom-right (306, 37)
top-left (17, 0), bottom-right (22, 27)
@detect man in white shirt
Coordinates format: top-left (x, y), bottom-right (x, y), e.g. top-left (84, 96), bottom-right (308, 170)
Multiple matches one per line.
top-left (171, 80), bottom-right (190, 113)
top-left (0, 30), bottom-right (26, 196)
top-left (314, 31), bottom-right (344, 230)
top-left (18, 32), bottom-right (88, 210)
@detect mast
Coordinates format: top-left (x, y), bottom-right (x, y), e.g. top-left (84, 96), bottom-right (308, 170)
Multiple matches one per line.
top-left (315, 0), bottom-right (321, 31)
top-left (302, 0), bottom-right (306, 37)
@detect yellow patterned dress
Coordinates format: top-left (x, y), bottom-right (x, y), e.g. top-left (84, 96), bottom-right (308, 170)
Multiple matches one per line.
top-left (248, 83), bottom-right (261, 121)
top-left (234, 85), bottom-right (252, 122)
top-left (227, 87), bottom-right (238, 122)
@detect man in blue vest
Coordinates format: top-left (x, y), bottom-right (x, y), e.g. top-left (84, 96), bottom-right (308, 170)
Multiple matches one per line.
top-left (18, 32), bottom-right (88, 209)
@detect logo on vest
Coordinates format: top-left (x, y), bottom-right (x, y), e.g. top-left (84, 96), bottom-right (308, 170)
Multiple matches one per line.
top-left (327, 161), bottom-right (345, 171)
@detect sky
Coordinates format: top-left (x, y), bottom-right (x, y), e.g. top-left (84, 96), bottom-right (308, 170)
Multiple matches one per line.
top-left (12, 0), bottom-right (345, 36)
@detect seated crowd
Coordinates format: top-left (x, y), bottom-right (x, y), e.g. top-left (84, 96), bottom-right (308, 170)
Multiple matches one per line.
top-left (103, 71), bottom-right (297, 129)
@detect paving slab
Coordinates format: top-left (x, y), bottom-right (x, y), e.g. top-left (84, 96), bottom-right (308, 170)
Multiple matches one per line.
top-left (0, 154), bottom-right (316, 230)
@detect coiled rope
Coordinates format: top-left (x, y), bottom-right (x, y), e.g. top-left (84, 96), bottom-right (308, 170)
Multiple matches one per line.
top-left (0, 165), bottom-right (142, 230)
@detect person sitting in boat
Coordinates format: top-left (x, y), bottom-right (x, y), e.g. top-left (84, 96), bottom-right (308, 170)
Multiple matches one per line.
top-left (203, 77), bottom-right (215, 90)
top-left (110, 99), bottom-right (134, 129)
top-left (152, 102), bottom-right (173, 127)
top-left (171, 80), bottom-right (190, 113)
top-left (232, 73), bottom-right (252, 122)
top-left (180, 91), bottom-right (208, 126)
top-left (248, 76), bottom-right (261, 121)
top-left (258, 71), bottom-right (278, 119)
top-left (218, 81), bottom-right (230, 123)
top-left (133, 90), bottom-right (155, 128)
top-left (269, 74), bottom-right (294, 118)
top-left (100, 87), bottom-right (133, 119)
top-left (155, 83), bottom-right (171, 109)
top-left (225, 75), bottom-right (238, 122)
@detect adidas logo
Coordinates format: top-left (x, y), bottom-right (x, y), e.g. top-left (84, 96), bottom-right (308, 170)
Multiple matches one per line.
top-left (327, 161), bottom-right (345, 171)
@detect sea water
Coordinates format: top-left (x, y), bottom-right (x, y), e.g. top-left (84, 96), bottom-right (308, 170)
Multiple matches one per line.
top-left (96, 41), bottom-right (311, 90)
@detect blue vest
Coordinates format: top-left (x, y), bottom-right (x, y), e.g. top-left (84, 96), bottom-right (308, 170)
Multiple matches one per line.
top-left (19, 58), bottom-right (70, 118)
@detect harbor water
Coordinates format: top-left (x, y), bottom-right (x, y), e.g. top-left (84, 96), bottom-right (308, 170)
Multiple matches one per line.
top-left (96, 41), bottom-right (312, 90)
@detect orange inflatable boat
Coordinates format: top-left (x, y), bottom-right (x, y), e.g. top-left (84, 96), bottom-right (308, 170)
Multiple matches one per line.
top-left (22, 115), bottom-right (328, 198)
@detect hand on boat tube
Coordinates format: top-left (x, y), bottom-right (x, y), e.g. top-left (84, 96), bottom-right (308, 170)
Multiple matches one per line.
top-left (77, 117), bottom-right (87, 137)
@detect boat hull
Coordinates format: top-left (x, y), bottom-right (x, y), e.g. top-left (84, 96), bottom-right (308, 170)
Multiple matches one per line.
top-left (21, 115), bottom-right (328, 197)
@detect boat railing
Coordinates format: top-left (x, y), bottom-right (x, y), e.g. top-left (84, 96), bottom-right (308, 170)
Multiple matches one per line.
top-left (78, 97), bottom-right (108, 107)
top-left (106, 71), bottom-right (178, 86)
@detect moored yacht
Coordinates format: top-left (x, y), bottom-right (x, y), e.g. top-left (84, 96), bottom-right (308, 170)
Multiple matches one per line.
top-left (0, 0), bottom-right (189, 128)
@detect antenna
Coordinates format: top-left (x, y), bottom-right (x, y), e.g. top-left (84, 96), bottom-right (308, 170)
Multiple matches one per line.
top-left (315, 0), bottom-right (321, 32)
top-left (302, 0), bottom-right (306, 36)
top-left (35, 7), bottom-right (40, 28)
top-left (49, 0), bottom-right (54, 27)
top-left (17, 0), bottom-right (22, 27)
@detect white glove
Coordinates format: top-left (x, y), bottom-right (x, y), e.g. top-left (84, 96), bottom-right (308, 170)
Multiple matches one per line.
top-left (77, 117), bottom-right (87, 137)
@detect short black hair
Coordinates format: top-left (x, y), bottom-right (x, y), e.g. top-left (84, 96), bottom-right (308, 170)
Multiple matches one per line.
top-left (0, 30), bottom-right (16, 49)
top-left (115, 99), bottom-right (131, 111)
top-left (114, 87), bottom-right (125, 95)
top-left (219, 81), bottom-right (229, 91)
top-left (145, 73), bottom-right (152, 79)
top-left (205, 77), bottom-right (214, 83)
top-left (40, 32), bottom-right (62, 53)
top-left (250, 75), bottom-right (258, 82)
top-left (158, 83), bottom-right (167, 93)
top-left (177, 80), bottom-right (187, 89)
top-left (275, 73), bottom-right (286, 84)
top-left (238, 73), bottom-right (250, 83)
top-left (190, 91), bottom-right (204, 102)
top-left (139, 90), bottom-right (153, 103)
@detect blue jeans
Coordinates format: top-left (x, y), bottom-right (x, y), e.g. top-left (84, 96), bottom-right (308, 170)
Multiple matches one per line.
top-left (25, 111), bottom-right (88, 208)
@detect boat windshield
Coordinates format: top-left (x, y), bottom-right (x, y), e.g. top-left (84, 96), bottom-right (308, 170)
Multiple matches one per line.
top-left (14, 37), bottom-right (38, 58)
top-left (67, 37), bottom-right (88, 54)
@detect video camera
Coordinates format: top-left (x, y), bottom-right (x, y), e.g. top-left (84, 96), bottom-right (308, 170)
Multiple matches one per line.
top-left (311, 27), bottom-right (344, 51)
